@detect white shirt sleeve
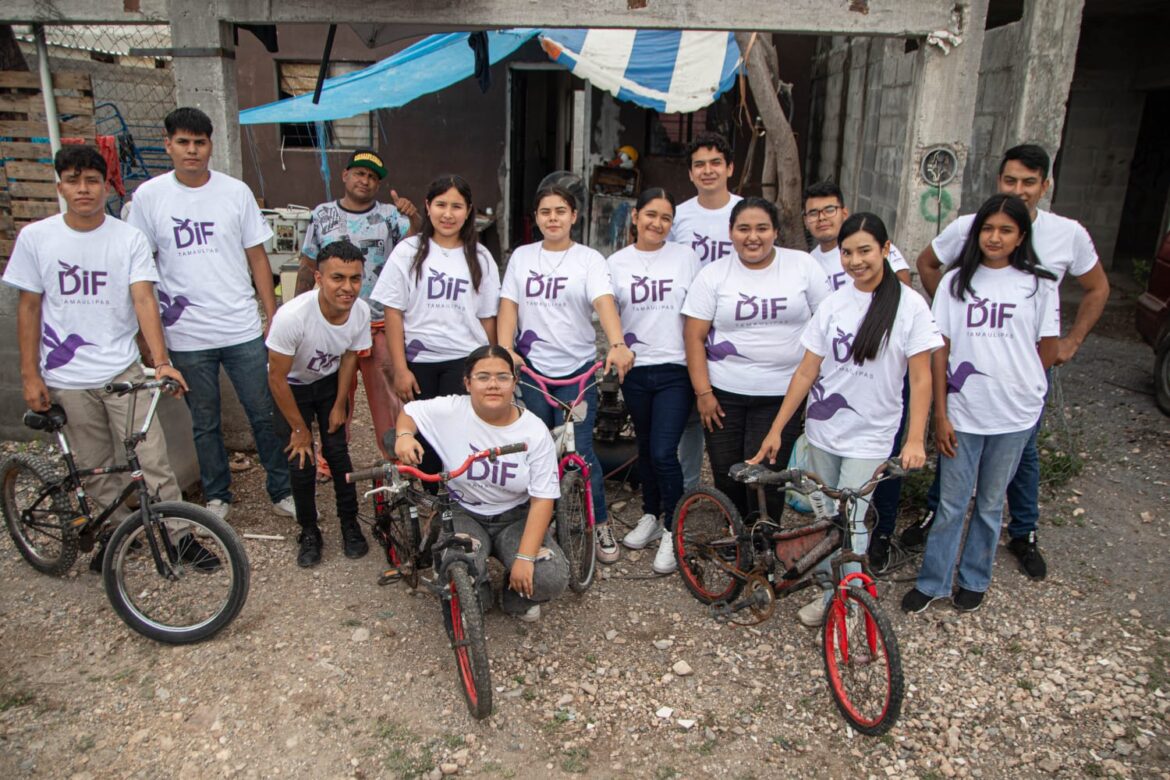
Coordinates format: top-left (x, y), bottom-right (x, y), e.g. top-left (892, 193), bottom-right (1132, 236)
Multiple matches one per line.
top-left (930, 218), bottom-right (969, 266)
top-left (1069, 224), bottom-right (1100, 278)
top-left (265, 306), bottom-right (302, 357)
top-left (125, 191), bottom-right (157, 252)
top-left (301, 209), bottom-right (323, 260)
top-left (887, 243), bottom-right (910, 274)
top-left (799, 304), bottom-right (831, 357)
top-left (931, 275), bottom-right (956, 340)
top-left (804, 256), bottom-right (832, 312)
top-left (239, 185), bottom-right (274, 249)
top-left (350, 302), bottom-right (373, 351)
top-left (500, 252), bottom-right (521, 303)
top-left (525, 424), bottom-right (561, 500)
top-left (126, 229), bottom-right (160, 285)
top-left (475, 246), bottom-right (502, 318)
top-left (1036, 279), bottom-right (1061, 340)
top-left (680, 265), bottom-right (717, 321)
top-left (584, 252), bottom-right (615, 303)
top-left (903, 295), bottom-right (944, 357)
top-left (1, 231), bottom-right (44, 293)
top-left (372, 241), bottom-right (413, 311)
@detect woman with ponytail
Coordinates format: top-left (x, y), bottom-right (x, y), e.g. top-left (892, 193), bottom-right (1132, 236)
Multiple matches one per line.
top-left (748, 212), bottom-right (942, 627)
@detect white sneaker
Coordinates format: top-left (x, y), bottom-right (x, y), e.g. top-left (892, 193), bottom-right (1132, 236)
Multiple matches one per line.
top-left (517, 603), bottom-right (541, 623)
top-left (798, 592), bottom-right (828, 627)
top-left (622, 513), bottom-right (664, 549)
top-left (595, 524), bottom-right (620, 564)
top-left (652, 531), bottom-right (677, 574)
top-left (272, 496), bottom-right (296, 517)
top-left (206, 498), bottom-right (230, 521)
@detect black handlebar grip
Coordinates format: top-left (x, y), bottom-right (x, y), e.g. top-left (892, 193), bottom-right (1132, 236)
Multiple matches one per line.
top-left (104, 381), bottom-right (134, 394)
top-left (345, 466), bottom-right (384, 484)
top-left (493, 442), bottom-right (528, 457)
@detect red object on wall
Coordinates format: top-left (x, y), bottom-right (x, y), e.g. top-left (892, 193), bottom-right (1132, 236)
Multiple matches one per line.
top-left (61, 135), bottom-right (125, 198)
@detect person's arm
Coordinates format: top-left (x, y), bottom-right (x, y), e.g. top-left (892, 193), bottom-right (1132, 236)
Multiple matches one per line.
top-left (916, 244), bottom-right (944, 298)
top-left (384, 308), bottom-right (419, 402)
top-left (294, 253), bottom-right (317, 297)
top-left (392, 409), bottom-right (426, 464)
top-left (748, 350), bottom-right (822, 464)
top-left (594, 293), bottom-right (634, 380)
top-left (1038, 336), bottom-right (1059, 370)
top-left (932, 341), bottom-right (956, 458)
top-left (895, 269), bottom-right (912, 286)
top-left (390, 190), bottom-right (422, 236)
top-left (266, 351), bottom-right (312, 468)
top-left (130, 281), bottom-right (187, 394)
top-left (1055, 263), bottom-right (1109, 365)
top-left (478, 317), bottom-right (498, 346)
top-left (496, 298), bottom-right (522, 366)
top-left (16, 291), bottom-right (49, 412)
top-left (245, 244), bottom-right (279, 329)
top-left (329, 352), bottom-right (359, 433)
top-left (901, 350), bottom-right (932, 469)
top-left (683, 316), bottom-right (723, 431)
top-left (508, 497), bottom-right (555, 600)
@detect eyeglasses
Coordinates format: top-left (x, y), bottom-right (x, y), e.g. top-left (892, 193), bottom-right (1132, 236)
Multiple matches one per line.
top-left (470, 372), bottom-right (516, 384)
top-left (803, 205), bottom-right (841, 220)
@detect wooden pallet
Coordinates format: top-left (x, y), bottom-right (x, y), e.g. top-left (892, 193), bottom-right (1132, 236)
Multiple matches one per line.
top-left (0, 70), bottom-right (95, 262)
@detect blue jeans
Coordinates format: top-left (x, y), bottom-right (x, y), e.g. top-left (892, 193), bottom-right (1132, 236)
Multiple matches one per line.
top-left (915, 428), bottom-right (1032, 597)
top-left (872, 374), bottom-right (910, 537)
top-left (170, 337), bottom-right (291, 504)
top-left (519, 361), bottom-right (608, 524)
top-left (678, 408), bottom-right (704, 491)
top-left (621, 364), bottom-right (692, 529)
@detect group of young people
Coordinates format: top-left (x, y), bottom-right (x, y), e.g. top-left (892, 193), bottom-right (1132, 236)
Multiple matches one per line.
top-left (5, 104), bottom-right (1108, 624)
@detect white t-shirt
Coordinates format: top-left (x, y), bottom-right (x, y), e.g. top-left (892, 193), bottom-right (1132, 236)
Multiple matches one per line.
top-left (607, 242), bottom-right (702, 366)
top-left (681, 250), bottom-right (831, 396)
top-left (265, 289), bottom-right (372, 385)
top-left (301, 200), bottom-right (411, 323)
top-left (809, 243), bottom-right (911, 292)
top-left (801, 284), bottom-right (943, 458)
top-left (932, 266), bottom-right (1059, 435)
top-left (500, 241), bottom-right (614, 376)
top-left (404, 395), bottom-right (561, 514)
top-left (2, 215), bottom-right (158, 390)
top-left (372, 236), bottom-right (500, 363)
top-left (668, 194), bottom-right (743, 267)
top-left (126, 171), bottom-right (273, 351)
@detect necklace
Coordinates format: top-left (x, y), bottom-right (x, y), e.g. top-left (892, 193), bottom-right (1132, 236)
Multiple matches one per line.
top-left (538, 243), bottom-right (572, 277)
top-left (632, 244), bottom-right (662, 271)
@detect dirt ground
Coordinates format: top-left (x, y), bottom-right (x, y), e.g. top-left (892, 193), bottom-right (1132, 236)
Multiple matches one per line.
top-left (0, 272), bottom-right (1167, 779)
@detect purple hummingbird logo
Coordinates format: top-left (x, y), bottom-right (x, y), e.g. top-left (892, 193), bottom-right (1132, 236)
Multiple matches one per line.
top-left (946, 361), bottom-right (987, 394)
top-left (515, 329), bottom-right (546, 358)
top-left (405, 339), bottom-right (430, 362)
top-left (831, 327), bottom-right (855, 363)
top-left (623, 332), bottom-right (646, 349)
top-left (42, 322), bottom-right (94, 371)
top-left (806, 377), bottom-right (855, 421)
top-left (705, 328), bottom-right (741, 362)
top-left (157, 290), bottom-right (196, 327)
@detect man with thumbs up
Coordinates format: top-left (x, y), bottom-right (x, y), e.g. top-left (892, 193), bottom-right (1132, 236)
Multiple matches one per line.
top-left (296, 149), bottom-right (420, 458)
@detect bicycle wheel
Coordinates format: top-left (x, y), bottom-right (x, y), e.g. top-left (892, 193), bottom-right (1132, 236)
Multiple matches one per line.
top-left (103, 501), bottom-right (250, 644)
top-left (374, 495), bottom-right (420, 588)
top-left (556, 470), bottom-right (595, 593)
top-left (441, 563), bottom-right (492, 719)
top-left (0, 453), bottom-right (79, 575)
top-left (673, 487), bottom-right (746, 605)
top-left (822, 586), bottom-right (904, 735)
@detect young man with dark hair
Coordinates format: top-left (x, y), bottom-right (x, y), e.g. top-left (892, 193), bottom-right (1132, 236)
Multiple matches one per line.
top-left (910, 143), bottom-right (1111, 579)
top-left (3, 145), bottom-right (190, 568)
top-left (268, 240), bottom-right (372, 567)
top-left (127, 106), bottom-right (293, 523)
top-left (294, 149), bottom-right (420, 461)
top-left (802, 180), bottom-right (912, 288)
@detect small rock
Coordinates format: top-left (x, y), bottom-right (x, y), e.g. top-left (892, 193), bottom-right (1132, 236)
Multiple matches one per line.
top-left (656, 706), bottom-right (673, 719)
top-left (351, 627), bottom-right (370, 642)
top-left (672, 661), bottom-right (693, 677)
top-left (1037, 758), bottom-right (1061, 773)
top-left (653, 639), bottom-right (673, 650)
top-left (439, 762), bottom-right (459, 775)
top-left (677, 719), bottom-right (696, 730)
top-left (556, 694), bottom-right (574, 707)
top-left (580, 682), bottom-right (597, 697)
top-left (605, 630), bottom-right (618, 641)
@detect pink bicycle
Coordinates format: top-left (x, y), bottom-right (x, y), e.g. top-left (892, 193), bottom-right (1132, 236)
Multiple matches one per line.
top-left (518, 360), bottom-right (605, 593)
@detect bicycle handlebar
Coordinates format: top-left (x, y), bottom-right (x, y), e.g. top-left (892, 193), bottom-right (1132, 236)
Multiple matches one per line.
top-left (346, 442), bottom-right (528, 485)
top-left (105, 378), bottom-right (180, 396)
top-left (518, 361), bottom-right (606, 410)
top-left (730, 458), bottom-right (911, 498)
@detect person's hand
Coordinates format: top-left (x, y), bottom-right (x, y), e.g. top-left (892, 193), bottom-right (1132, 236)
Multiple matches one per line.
top-left (604, 344), bottom-right (635, 381)
top-left (934, 417), bottom-right (957, 459)
top-left (394, 368), bottom-right (420, 402)
top-left (509, 557), bottom-right (535, 600)
top-left (747, 430), bottom-right (782, 465)
top-left (22, 375), bottom-right (50, 412)
top-left (327, 402), bottom-right (347, 434)
top-left (394, 432), bottom-right (424, 465)
top-left (285, 427), bottom-right (314, 469)
top-left (1054, 336), bottom-right (1079, 366)
top-left (390, 190), bottom-right (419, 220)
top-left (697, 392), bottom-right (724, 432)
top-left (899, 438), bottom-right (926, 470)
top-left (504, 347), bottom-right (526, 369)
top-left (156, 364), bottom-right (188, 395)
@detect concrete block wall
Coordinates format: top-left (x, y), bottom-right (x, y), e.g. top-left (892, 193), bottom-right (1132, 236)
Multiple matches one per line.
top-left (963, 23), bottom-right (1020, 209)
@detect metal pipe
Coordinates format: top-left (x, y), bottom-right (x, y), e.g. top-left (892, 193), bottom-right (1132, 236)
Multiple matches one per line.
top-left (33, 23), bottom-right (67, 212)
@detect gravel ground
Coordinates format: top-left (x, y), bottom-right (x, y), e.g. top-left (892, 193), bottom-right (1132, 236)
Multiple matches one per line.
top-left (0, 274), bottom-right (1167, 779)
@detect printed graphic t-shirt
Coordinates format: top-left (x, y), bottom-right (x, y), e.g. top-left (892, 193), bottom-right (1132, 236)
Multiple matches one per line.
top-left (2, 214), bottom-right (159, 389)
top-left (404, 395), bottom-right (561, 514)
top-left (668, 194), bottom-right (743, 267)
top-left (681, 250), bottom-right (831, 396)
top-left (126, 171), bottom-right (273, 351)
top-left (809, 242), bottom-right (911, 292)
top-left (932, 266), bottom-right (1059, 435)
top-left (301, 200), bottom-right (411, 322)
top-left (500, 241), bottom-right (614, 377)
top-left (266, 289), bottom-right (372, 385)
top-left (801, 284), bottom-right (943, 458)
top-left (607, 242), bottom-right (702, 366)
top-left (372, 236), bottom-right (501, 363)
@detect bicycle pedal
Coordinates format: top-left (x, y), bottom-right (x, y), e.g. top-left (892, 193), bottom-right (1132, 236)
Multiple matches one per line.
top-left (378, 568), bottom-right (404, 586)
top-left (708, 600), bottom-right (732, 623)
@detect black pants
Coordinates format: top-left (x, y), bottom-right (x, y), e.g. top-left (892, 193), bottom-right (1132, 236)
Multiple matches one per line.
top-left (277, 373), bottom-right (358, 530)
top-left (409, 358), bottom-right (467, 481)
top-left (703, 386), bottom-right (803, 520)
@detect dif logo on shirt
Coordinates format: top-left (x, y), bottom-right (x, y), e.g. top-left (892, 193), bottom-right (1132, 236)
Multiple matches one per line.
top-left (734, 293), bottom-right (788, 322)
top-left (427, 269), bottom-right (469, 301)
top-left (526, 271), bottom-right (567, 300)
top-left (466, 444), bottom-right (518, 486)
top-left (831, 328), bottom-right (855, 362)
top-left (630, 275), bottom-right (673, 304)
top-left (691, 234), bottom-right (733, 264)
top-left (171, 217), bottom-right (215, 249)
top-left (57, 261), bottom-right (107, 296)
top-left (966, 296), bottom-right (1016, 328)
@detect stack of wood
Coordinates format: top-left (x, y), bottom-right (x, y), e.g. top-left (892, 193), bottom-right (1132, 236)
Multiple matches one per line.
top-left (0, 70), bottom-right (95, 265)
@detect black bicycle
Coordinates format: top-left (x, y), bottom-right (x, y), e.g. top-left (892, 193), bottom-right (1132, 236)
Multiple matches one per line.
top-left (0, 378), bottom-right (250, 644)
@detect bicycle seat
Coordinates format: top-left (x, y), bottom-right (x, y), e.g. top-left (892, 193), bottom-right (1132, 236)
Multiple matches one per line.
top-left (729, 462), bottom-right (793, 485)
top-left (23, 404), bottom-right (67, 432)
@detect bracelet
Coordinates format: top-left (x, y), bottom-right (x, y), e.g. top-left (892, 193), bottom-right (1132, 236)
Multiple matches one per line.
top-left (514, 553), bottom-right (537, 563)
top-left (156, 360), bottom-right (171, 369)
top-left (696, 389), bottom-right (714, 397)
top-left (396, 431), bottom-right (416, 438)
top-left (610, 343), bottom-right (628, 350)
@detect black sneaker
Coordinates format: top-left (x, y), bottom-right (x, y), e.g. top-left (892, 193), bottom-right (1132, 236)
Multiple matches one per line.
top-left (341, 521), bottom-right (369, 559)
top-left (176, 534), bottom-right (222, 572)
top-left (868, 534), bottom-right (892, 574)
top-left (901, 588), bottom-right (938, 614)
top-left (899, 509), bottom-right (935, 551)
top-left (953, 588), bottom-right (984, 612)
top-left (1008, 532), bottom-right (1047, 580)
top-left (297, 529), bottom-right (323, 568)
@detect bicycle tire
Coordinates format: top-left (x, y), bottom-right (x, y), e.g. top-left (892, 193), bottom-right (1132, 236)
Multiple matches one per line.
top-left (673, 487), bottom-right (747, 605)
top-left (0, 453), bottom-right (79, 575)
top-left (822, 586), bottom-right (904, 735)
top-left (103, 501), bottom-right (250, 644)
top-left (441, 563), bottom-right (493, 719)
top-left (556, 470), bottom-right (595, 593)
top-left (374, 494), bottom-right (421, 588)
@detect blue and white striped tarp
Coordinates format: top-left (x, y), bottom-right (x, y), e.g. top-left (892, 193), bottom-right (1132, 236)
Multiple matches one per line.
top-left (539, 29), bottom-right (741, 114)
